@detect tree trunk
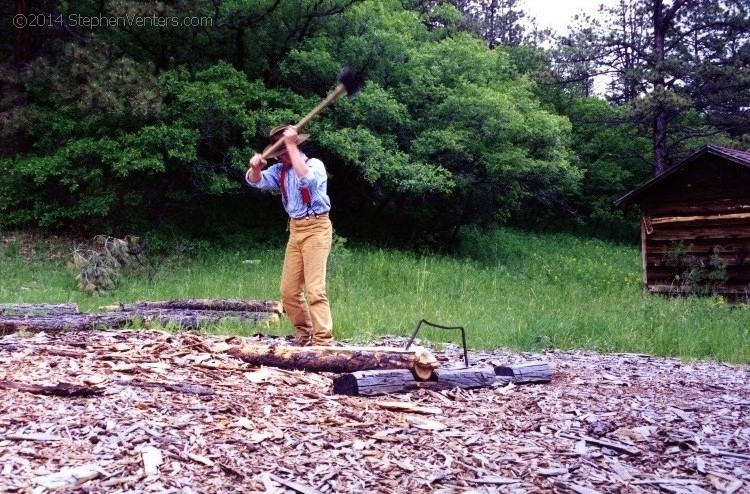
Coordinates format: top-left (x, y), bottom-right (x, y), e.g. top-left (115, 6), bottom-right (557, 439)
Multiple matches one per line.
top-left (652, 0), bottom-right (668, 176)
top-left (652, 0), bottom-right (686, 176)
top-left (228, 344), bottom-right (439, 380)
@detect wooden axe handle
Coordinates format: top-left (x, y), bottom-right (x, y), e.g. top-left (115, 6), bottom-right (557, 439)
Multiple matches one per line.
top-left (260, 84), bottom-right (347, 160)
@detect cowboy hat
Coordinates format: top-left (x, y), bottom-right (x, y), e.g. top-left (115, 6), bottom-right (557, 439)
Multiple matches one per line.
top-left (262, 124), bottom-right (310, 159)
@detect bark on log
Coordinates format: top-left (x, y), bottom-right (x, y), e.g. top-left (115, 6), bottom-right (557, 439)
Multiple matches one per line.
top-left (0, 309), bottom-right (277, 334)
top-left (228, 344), bottom-right (439, 380)
top-left (333, 362), bottom-right (552, 396)
top-left (102, 299), bottom-right (283, 314)
top-left (0, 303), bottom-right (79, 317)
top-left (494, 361), bottom-right (552, 383)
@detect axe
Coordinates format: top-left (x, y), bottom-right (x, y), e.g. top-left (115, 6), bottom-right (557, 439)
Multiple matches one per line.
top-left (260, 67), bottom-right (360, 161)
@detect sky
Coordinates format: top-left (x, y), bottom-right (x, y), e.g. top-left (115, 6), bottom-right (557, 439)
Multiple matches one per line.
top-left (522, 0), bottom-right (618, 94)
top-left (521, 0), bottom-right (614, 35)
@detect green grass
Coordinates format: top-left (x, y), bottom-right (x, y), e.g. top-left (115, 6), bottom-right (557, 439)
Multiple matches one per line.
top-left (1, 229), bottom-right (748, 363)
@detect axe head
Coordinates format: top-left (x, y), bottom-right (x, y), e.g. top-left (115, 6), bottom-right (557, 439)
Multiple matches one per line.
top-left (337, 67), bottom-right (360, 98)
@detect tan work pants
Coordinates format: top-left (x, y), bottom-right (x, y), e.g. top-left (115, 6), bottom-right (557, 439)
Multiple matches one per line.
top-left (280, 215), bottom-right (333, 345)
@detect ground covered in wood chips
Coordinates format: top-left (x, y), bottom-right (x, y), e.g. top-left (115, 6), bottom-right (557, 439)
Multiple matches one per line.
top-left (0, 330), bottom-right (748, 494)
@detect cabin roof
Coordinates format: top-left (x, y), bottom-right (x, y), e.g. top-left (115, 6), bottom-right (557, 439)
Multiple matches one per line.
top-left (614, 145), bottom-right (750, 207)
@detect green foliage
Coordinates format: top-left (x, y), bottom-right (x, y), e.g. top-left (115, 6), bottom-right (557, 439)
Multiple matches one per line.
top-left (328, 230), bottom-right (352, 277)
top-left (559, 96), bottom-right (652, 238)
top-left (5, 0), bottom-right (746, 247)
top-left (665, 243), bottom-right (729, 296)
top-left (554, 0), bottom-right (750, 172)
top-left (284, 3), bottom-right (581, 241)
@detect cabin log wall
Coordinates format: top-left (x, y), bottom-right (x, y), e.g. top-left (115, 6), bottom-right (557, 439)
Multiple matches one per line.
top-left (639, 160), bottom-right (750, 299)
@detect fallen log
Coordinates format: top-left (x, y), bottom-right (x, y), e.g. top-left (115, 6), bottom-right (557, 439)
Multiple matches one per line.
top-left (495, 361), bottom-right (552, 383)
top-left (0, 309), bottom-right (278, 334)
top-left (228, 344), bottom-right (439, 380)
top-left (0, 380), bottom-right (104, 397)
top-left (332, 361), bottom-right (552, 396)
top-left (0, 303), bottom-right (79, 317)
top-left (102, 299), bottom-right (283, 314)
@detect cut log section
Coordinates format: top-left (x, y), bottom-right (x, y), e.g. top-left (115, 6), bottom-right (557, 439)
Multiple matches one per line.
top-left (228, 344), bottom-right (439, 380)
top-left (0, 303), bottom-right (79, 317)
top-left (332, 361), bottom-right (552, 396)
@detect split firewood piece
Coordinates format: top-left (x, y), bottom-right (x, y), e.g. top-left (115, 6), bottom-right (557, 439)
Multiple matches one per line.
top-left (0, 380), bottom-right (105, 397)
top-left (228, 344), bottom-right (439, 380)
top-left (0, 303), bottom-right (80, 317)
top-left (103, 298), bottom-right (283, 314)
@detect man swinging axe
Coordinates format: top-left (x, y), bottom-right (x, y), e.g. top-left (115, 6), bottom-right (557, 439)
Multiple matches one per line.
top-left (246, 68), bottom-right (359, 347)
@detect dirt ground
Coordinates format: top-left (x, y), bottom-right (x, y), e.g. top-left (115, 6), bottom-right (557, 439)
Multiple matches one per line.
top-left (1, 329), bottom-right (748, 493)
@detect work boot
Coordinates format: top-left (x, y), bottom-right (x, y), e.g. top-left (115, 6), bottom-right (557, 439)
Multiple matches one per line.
top-left (310, 335), bottom-right (333, 347)
top-left (292, 335), bottom-right (311, 347)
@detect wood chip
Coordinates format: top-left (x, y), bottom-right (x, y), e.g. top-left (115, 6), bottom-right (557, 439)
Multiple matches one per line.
top-left (470, 476), bottom-right (522, 484)
top-left (141, 446), bottom-right (163, 475)
top-left (538, 467), bottom-right (569, 476)
top-left (575, 435), bottom-right (641, 456)
top-left (185, 452), bottom-right (215, 467)
top-left (268, 473), bottom-right (323, 494)
top-left (34, 464), bottom-right (103, 489)
top-left (375, 401), bottom-right (442, 415)
top-left (82, 374), bottom-right (107, 385)
top-left (569, 484), bottom-right (602, 494)
top-left (725, 480), bottom-right (744, 494)
top-left (405, 416), bottom-right (448, 431)
top-left (4, 433), bottom-right (62, 442)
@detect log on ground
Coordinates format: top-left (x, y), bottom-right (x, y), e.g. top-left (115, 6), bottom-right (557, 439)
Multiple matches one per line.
top-left (0, 380), bottom-right (104, 397)
top-left (333, 361), bottom-right (552, 396)
top-left (228, 344), bottom-right (439, 379)
top-left (333, 367), bottom-right (499, 396)
top-left (495, 361), bottom-right (552, 383)
top-left (104, 299), bottom-right (283, 314)
top-left (0, 303), bottom-right (80, 317)
top-left (0, 309), bottom-right (277, 334)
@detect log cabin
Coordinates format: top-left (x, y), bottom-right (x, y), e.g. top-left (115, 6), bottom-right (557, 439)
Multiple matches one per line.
top-left (614, 145), bottom-right (750, 300)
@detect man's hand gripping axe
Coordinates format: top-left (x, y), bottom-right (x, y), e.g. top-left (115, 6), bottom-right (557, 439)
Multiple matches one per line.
top-left (260, 67), bottom-right (360, 161)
